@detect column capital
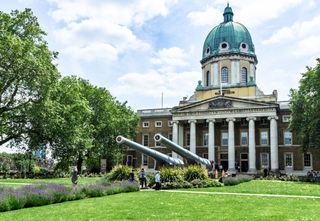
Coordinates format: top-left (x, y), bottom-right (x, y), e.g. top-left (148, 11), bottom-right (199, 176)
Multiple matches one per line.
top-left (226, 118), bottom-right (236, 122)
top-left (188, 119), bottom-right (197, 124)
top-left (246, 117), bottom-right (257, 121)
top-left (172, 120), bottom-right (179, 125)
top-left (206, 119), bottom-right (216, 123)
top-left (268, 116), bottom-right (279, 121)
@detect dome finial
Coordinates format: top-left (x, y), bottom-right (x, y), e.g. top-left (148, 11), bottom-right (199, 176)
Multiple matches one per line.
top-left (223, 3), bottom-right (233, 22)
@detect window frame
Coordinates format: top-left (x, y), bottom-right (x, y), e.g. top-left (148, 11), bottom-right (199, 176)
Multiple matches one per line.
top-left (284, 152), bottom-right (293, 168)
top-left (142, 121), bottom-right (149, 128)
top-left (186, 132), bottom-right (190, 147)
top-left (241, 67), bottom-right (248, 84)
top-left (142, 154), bottom-right (148, 166)
top-left (260, 153), bottom-right (269, 169)
top-left (260, 131), bottom-right (269, 146)
top-left (284, 130), bottom-right (292, 145)
top-left (303, 153), bottom-right (312, 169)
top-left (142, 134), bottom-right (149, 146)
top-left (221, 131), bottom-right (228, 147)
top-left (282, 115), bottom-right (290, 123)
top-left (221, 67), bottom-right (228, 83)
top-left (203, 132), bottom-right (209, 147)
top-left (240, 131), bottom-right (248, 146)
top-left (155, 121), bottom-right (162, 128)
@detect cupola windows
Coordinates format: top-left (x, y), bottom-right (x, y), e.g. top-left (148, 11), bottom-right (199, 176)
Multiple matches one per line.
top-left (206, 47), bottom-right (211, 55)
top-left (241, 67), bottom-right (247, 84)
top-left (206, 71), bottom-right (211, 86)
top-left (219, 42), bottom-right (229, 52)
top-left (240, 42), bottom-right (248, 52)
top-left (221, 67), bottom-right (228, 83)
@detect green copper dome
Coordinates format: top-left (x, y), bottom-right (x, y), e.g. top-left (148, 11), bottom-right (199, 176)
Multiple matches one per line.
top-left (201, 4), bottom-right (257, 63)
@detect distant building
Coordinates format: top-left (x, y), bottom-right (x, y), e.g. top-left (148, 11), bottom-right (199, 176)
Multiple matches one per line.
top-left (124, 4), bottom-right (319, 175)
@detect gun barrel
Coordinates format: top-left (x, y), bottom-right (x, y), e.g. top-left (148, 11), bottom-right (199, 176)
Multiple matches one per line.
top-left (116, 136), bottom-right (184, 166)
top-left (154, 133), bottom-right (211, 167)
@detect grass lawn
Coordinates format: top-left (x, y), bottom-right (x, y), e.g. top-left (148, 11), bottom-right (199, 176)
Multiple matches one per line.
top-left (0, 190), bottom-right (319, 221)
top-left (188, 180), bottom-right (320, 196)
top-left (0, 177), bottom-right (102, 186)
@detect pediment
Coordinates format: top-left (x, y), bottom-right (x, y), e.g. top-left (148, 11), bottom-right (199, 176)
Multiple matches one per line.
top-left (173, 96), bottom-right (278, 113)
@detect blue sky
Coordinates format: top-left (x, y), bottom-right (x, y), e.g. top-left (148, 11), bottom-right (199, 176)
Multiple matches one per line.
top-left (2, 0), bottom-right (320, 110)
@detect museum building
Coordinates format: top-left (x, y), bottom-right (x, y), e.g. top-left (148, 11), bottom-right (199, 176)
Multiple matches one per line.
top-left (124, 5), bottom-right (320, 175)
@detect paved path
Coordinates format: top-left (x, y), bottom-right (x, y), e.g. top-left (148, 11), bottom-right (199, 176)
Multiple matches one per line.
top-left (0, 182), bottom-right (31, 185)
top-left (161, 190), bottom-right (320, 199)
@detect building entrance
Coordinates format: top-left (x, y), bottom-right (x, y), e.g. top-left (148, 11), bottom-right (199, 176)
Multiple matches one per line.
top-left (240, 153), bottom-right (248, 172)
top-left (220, 153), bottom-right (228, 171)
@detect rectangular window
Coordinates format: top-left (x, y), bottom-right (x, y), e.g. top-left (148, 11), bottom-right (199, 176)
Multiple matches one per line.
top-left (202, 153), bottom-right (208, 159)
top-left (186, 133), bottom-right (190, 146)
top-left (240, 118), bottom-right (248, 126)
top-left (304, 153), bottom-right (312, 168)
top-left (143, 154), bottom-right (148, 166)
top-left (155, 121), bottom-right (162, 127)
top-left (127, 155), bottom-right (133, 167)
top-left (240, 131), bottom-right (248, 146)
top-left (155, 141), bottom-right (161, 147)
top-left (282, 115), bottom-right (290, 123)
top-left (142, 121), bottom-right (149, 128)
top-left (260, 118), bottom-right (268, 125)
top-left (142, 134), bottom-right (149, 146)
top-left (203, 133), bottom-right (208, 146)
top-left (284, 130), bottom-right (292, 145)
top-left (260, 131), bottom-right (268, 145)
top-left (260, 153), bottom-right (269, 169)
top-left (221, 132), bottom-right (228, 146)
top-left (284, 153), bottom-right (293, 167)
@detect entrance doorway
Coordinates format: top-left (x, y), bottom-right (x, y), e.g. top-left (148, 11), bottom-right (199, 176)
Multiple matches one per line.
top-left (220, 153), bottom-right (228, 171)
top-left (240, 153), bottom-right (248, 172)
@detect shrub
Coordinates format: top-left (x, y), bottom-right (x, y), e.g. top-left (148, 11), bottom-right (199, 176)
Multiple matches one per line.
top-left (237, 175), bottom-right (254, 183)
top-left (259, 175), bottom-right (299, 182)
top-left (184, 165), bottom-right (208, 181)
top-left (160, 167), bottom-right (184, 183)
top-left (32, 166), bottom-right (41, 174)
top-left (204, 179), bottom-right (224, 187)
top-left (106, 165), bottom-right (135, 181)
top-left (223, 177), bottom-right (240, 186)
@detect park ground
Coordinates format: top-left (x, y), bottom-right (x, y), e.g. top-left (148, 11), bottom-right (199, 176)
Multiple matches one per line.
top-left (0, 178), bottom-right (320, 220)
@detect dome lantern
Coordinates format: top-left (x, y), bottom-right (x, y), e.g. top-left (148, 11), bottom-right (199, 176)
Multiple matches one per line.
top-left (223, 3), bottom-right (233, 22)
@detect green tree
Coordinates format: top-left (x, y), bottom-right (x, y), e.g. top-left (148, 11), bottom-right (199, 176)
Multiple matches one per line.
top-left (0, 9), bottom-right (59, 146)
top-left (289, 58), bottom-right (320, 150)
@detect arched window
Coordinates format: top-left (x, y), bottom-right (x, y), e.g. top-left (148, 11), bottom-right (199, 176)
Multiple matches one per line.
top-left (221, 67), bottom-right (228, 83)
top-left (206, 71), bottom-right (211, 86)
top-left (241, 67), bottom-right (247, 84)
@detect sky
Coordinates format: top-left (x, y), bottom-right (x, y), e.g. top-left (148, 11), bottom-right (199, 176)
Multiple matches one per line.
top-left (2, 0), bottom-right (320, 111)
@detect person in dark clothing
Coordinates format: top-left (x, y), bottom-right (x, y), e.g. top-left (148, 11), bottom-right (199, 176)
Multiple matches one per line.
top-left (129, 169), bottom-right (135, 182)
top-left (71, 167), bottom-right (78, 185)
top-left (139, 168), bottom-right (147, 188)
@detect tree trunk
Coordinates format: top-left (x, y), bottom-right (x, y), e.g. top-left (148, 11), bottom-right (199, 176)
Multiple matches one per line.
top-left (77, 155), bottom-right (83, 174)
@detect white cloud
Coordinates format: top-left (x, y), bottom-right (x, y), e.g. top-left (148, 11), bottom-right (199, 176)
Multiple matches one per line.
top-left (111, 70), bottom-right (199, 99)
top-left (150, 47), bottom-right (188, 71)
top-left (47, 0), bottom-right (177, 62)
top-left (263, 15), bottom-right (320, 57)
top-left (187, 7), bottom-right (222, 26)
top-left (188, 0), bottom-right (305, 28)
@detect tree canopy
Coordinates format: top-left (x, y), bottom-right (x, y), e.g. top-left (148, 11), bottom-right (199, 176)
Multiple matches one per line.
top-left (289, 58), bottom-right (320, 150)
top-left (0, 9), bottom-right (139, 172)
top-left (0, 9), bottom-right (59, 146)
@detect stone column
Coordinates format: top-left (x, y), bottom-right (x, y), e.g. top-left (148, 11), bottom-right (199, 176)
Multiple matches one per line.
top-left (227, 118), bottom-right (236, 173)
top-left (246, 117), bottom-right (257, 174)
top-left (172, 120), bottom-right (179, 158)
top-left (268, 116), bottom-right (279, 172)
top-left (207, 119), bottom-right (215, 164)
top-left (178, 124), bottom-right (184, 147)
top-left (188, 120), bottom-right (197, 154)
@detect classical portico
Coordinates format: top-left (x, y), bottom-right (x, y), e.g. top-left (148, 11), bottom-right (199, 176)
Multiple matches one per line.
top-left (171, 96), bottom-right (279, 174)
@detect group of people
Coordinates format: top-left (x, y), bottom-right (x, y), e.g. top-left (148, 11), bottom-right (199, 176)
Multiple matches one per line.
top-left (129, 168), bottom-right (161, 190)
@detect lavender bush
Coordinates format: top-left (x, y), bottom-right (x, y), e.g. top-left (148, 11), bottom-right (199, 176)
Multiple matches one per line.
top-left (0, 180), bottom-right (139, 212)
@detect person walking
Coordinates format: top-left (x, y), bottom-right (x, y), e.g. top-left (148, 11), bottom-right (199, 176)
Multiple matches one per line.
top-left (155, 171), bottom-right (161, 190)
top-left (71, 167), bottom-right (78, 185)
top-left (139, 168), bottom-right (147, 188)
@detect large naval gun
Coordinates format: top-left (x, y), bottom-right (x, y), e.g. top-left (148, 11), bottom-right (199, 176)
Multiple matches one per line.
top-left (154, 133), bottom-right (211, 168)
top-left (116, 136), bottom-right (184, 166)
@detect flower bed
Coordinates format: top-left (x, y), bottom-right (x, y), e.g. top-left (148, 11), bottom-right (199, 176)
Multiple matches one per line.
top-left (0, 180), bottom-right (139, 212)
